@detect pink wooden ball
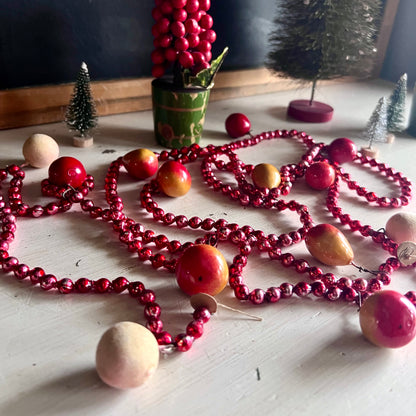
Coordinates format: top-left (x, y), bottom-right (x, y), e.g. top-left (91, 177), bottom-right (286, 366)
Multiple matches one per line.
top-left (22, 134), bottom-right (60, 168)
top-left (96, 322), bottom-right (159, 389)
top-left (359, 290), bottom-right (416, 348)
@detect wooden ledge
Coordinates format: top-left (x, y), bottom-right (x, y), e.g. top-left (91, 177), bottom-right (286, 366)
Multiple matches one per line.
top-left (0, 68), bottom-right (352, 130)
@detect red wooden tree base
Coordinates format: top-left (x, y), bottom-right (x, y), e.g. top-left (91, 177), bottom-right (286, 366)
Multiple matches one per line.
top-left (287, 100), bottom-right (334, 123)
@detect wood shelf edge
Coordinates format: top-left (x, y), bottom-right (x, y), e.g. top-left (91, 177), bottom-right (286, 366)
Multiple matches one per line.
top-left (0, 68), bottom-right (357, 130)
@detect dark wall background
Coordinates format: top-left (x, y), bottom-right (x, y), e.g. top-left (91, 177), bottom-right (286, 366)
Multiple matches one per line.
top-left (1, 0), bottom-right (410, 90)
top-left (380, 0), bottom-right (416, 87)
top-left (0, 0), bottom-right (275, 90)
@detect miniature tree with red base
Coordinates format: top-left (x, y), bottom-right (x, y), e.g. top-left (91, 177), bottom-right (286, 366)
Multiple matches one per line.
top-left (267, 0), bottom-right (382, 123)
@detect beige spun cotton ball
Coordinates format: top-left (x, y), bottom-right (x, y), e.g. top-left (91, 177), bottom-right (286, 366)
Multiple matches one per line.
top-left (96, 322), bottom-right (159, 389)
top-left (385, 212), bottom-right (416, 244)
top-left (22, 134), bottom-right (60, 168)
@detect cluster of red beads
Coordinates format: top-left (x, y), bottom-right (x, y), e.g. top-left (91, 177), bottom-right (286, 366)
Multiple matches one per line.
top-left (151, 0), bottom-right (215, 77)
top-left (1, 129), bottom-right (416, 354)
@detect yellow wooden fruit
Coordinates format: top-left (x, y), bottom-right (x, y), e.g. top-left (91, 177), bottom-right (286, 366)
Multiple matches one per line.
top-left (252, 163), bottom-right (281, 189)
top-left (305, 224), bottom-right (354, 266)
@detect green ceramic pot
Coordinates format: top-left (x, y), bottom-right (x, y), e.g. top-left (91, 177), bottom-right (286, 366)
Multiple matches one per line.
top-left (152, 78), bottom-right (211, 149)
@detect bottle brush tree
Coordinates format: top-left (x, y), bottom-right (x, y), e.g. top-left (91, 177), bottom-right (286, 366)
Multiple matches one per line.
top-left (363, 96), bottom-right (388, 151)
top-left (65, 62), bottom-right (98, 138)
top-left (387, 73), bottom-right (407, 133)
top-left (266, 0), bottom-right (382, 122)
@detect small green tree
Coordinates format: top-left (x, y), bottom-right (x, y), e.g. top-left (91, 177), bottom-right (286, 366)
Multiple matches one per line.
top-left (364, 96), bottom-right (388, 148)
top-left (65, 62), bottom-right (98, 137)
top-left (387, 73), bottom-right (407, 133)
top-left (267, 0), bottom-right (382, 104)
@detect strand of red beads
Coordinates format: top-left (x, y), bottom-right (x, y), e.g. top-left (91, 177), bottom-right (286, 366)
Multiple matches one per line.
top-left (0, 163), bottom-right (212, 352)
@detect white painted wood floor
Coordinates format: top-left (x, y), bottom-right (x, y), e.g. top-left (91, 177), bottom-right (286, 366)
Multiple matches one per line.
top-left (1, 79), bottom-right (416, 416)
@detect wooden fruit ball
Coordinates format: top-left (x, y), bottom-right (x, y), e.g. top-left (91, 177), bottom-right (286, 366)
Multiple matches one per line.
top-left (96, 322), bottom-right (159, 389)
top-left (385, 212), bottom-right (416, 244)
top-left (22, 133), bottom-right (59, 168)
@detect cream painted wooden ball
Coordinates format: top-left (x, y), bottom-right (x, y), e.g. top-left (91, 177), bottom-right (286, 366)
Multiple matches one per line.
top-left (22, 134), bottom-right (59, 168)
top-left (96, 321), bottom-right (159, 389)
top-left (385, 212), bottom-right (416, 244)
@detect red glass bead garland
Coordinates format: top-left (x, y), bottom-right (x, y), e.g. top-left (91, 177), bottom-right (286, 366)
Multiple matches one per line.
top-left (1, 129), bottom-right (416, 355)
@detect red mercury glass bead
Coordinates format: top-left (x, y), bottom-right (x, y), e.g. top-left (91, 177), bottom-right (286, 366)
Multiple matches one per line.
top-left (294, 282), bottom-right (312, 297)
top-left (112, 276), bottom-right (129, 293)
top-left (138, 248), bottom-right (153, 261)
top-left (281, 253), bottom-right (294, 267)
top-left (265, 286), bottom-right (281, 303)
top-left (75, 278), bottom-right (92, 293)
top-left (193, 306), bottom-right (211, 323)
top-left (30, 267), bottom-right (45, 285)
top-left (377, 272), bottom-right (391, 286)
top-left (280, 282), bottom-right (293, 298)
top-left (326, 286), bottom-right (342, 301)
top-left (94, 278), bottom-right (111, 293)
top-left (144, 303), bottom-right (161, 320)
top-left (234, 284), bottom-right (249, 300)
top-left (14, 264), bottom-right (30, 280)
top-left (156, 331), bottom-right (173, 346)
top-left (311, 281), bottom-right (326, 297)
top-left (308, 266), bottom-right (323, 280)
top-left (146, 318), bottom-right (163, 334)
top-left (337, 277), bottom-right (352, 290)
top-left (405, 291), bottom-right (416, 306)
top-left (48, 156), bottom-right (87, 188)
top-left (127, 281), bottom-right (145, 297)
top-left (248, 288), bottom-right (266, 304)
top-left (368, 278), bottom-right (383, 292)
top-left (175, 334), bottom-right (194, 352)
top-left (152, 253), bottom-right (166, 269)
top-left (343, 287), bottom-right (358, 302)
top-left (352, 278), bottom-right (368, 292)
top-left (57, 278), bottom-right (74, 294)
top-left (40, 274), bottom-right (57, 290)
top-left (294, 260), bottom-right (309, 273)
top-left (186, 320), bottom-right (204, 338)
top-left (46, 202), bottom-right (59, 215)
top-left (2, 256), bottom-right (18, 272)
top-left (138, 289), bottom-right (156, 305)
top-left (229, 275), bottom-right (243, 288)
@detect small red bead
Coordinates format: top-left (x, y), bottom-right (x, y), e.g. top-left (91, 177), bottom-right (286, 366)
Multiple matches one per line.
top-left (75, 278), bottom-right (92, 293)
top-left (265, 286), bottom-right (281, 303)
top-left (156, 331), bottom-right (173, 345)
top-left (186, 320), bottom-right (204, 338)
top-left (280, 282), bottom-right (293, 298)
top-left (57, 278), bottom-right (74, 294)
top-left (94, 278), bottom-right (111, 293)
top-left (175, 334), bottom-right (193, 352)
top-left (40, 274), bottom-right (57, 290)
top-left (248, 288), bottom-right (265, 304)
top-left (193, 307), bottom-right (211, 323)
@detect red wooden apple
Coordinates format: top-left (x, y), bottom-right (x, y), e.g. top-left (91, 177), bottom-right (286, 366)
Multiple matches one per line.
top-left (157, 160), bottom-right (191, 197)
top-left (175, 244), bottom-right (229, 296)
top-left (305, 161), bottom-right (336, 190)
top-left (122, 148), bottom-right (159, 180)
top-left (327, 138), bottom-right (357, 164)
top-left (225, 113), bottom-right (251, 138)
top-left (360, 290), bottom-right (416, 348)
top-left (48, 156), bottom-right (86, 188)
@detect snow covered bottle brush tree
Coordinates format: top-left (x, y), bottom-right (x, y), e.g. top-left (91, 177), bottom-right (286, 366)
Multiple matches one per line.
top-left (65, 62), bottom-right (98, 148)
top-left (361, 96), bottom-right (388, 158)
top-left (266, 0), bottom-right (382, 123)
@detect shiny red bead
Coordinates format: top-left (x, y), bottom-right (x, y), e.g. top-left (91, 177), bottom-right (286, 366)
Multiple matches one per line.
top-left (175, 334), bottom-right (193, 352)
